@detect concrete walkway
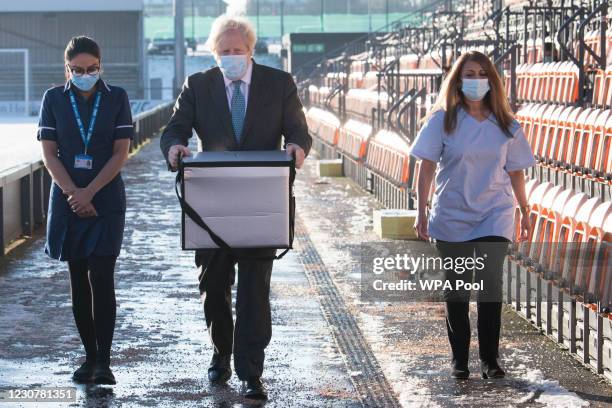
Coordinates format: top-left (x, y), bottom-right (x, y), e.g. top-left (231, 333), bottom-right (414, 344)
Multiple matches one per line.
top-left (0, 137), bottom-right (359, 407)
top-left (295, 149), bottom-right (612, 407)
top-left (1, 134), bottom-right (611, 407)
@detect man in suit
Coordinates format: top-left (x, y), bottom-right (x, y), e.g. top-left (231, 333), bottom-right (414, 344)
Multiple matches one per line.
top-left (160, 15), bottom-right (311, 400)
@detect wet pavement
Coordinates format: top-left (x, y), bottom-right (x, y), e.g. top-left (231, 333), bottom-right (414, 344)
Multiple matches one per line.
top-left (0, 137), bottom-right (359, 407)
top-left (294, 149), bottom-right (612, 407)
top-left (1, 134), bottom-right (611, 407)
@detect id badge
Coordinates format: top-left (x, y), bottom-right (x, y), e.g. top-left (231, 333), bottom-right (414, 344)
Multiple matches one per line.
top-left (74, 154), bottom-right (93, 170)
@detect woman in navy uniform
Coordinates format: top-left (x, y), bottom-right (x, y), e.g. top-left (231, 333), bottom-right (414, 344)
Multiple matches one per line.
top-left (37, 36), bottom-right (133, 385)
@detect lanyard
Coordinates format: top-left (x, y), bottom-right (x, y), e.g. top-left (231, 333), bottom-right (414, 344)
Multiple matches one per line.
top-left (69, 90), bottom-right (101, 155)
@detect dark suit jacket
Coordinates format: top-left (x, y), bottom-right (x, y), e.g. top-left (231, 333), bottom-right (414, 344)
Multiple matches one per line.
top-left (160, 61), bottom-right (312, 166)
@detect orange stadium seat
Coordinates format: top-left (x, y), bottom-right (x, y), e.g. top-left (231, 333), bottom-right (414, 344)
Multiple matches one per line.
top-left (592, 66), bottom-right (612, 106)
top-left (365, 129), bottom-right (412, 186)
top-left (337, 119), bottom-right (371, 160)
top-left (528, 185), bottom-right (564, 269)
top-left (399, 54), bottom-right (419, 70)
top-left (306, 107), bottom-right (340, 146)
top-left (516, 62), bottom-right (579, 103)
top-left (517, 181), bottom-right (553, 263)
top-left (362, 71), bottom-right (380, 89)
top-left (579, 202), bottom-right (611, 304)
top-left (348, 72), bottom-right (364, 89)
top-left (536, 187), bottom-right (575, 276)
top-left (599, 115), bottom-right (612, 178)
top-left (545, 192), bottom-right (589, 285)
top-left (559, 196), bottom-right (600, 288)
top-left (345, 89), bottom-right (388, 121)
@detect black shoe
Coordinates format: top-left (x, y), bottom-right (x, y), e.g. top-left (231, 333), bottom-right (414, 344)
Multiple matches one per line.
top-left (72, 361), bottom-right (95, 383)
top-left (242, 377), bottom-right (268, 400)
top-left (208, 353), bottom-right (231, 383)
top-left (480, 359), bottom-right (505, 379)
top-left (93, 364), bottom-right (116, 385)
top-left (450, 363), bottom-right (470, 379)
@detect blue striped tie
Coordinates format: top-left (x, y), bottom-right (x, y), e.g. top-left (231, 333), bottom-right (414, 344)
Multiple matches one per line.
top-left (230, 80), bottom-right (245, 144)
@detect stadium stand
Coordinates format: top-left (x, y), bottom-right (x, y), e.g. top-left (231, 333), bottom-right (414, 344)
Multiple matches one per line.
top-left (298, 0), bottom-right (612, 382)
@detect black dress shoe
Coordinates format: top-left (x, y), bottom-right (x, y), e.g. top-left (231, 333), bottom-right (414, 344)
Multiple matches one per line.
top-left (480, 359), bottom-right (505, 379)
top-left (93, 364), bottom-right (116, 385)
top-left (208, 353), bottom-right (231, 383)
top-left (450, 363), bottom-right (470, 379)
top-left (242, 377), bottom-right (268, 400)
top-left (72, 361), bottom-right (95, 383)
top-left (451, 360), bottom-right (470, 380)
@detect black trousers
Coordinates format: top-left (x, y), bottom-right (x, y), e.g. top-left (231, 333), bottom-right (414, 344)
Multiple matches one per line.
top-left (67, 255), bottom-right (117, 366)
top-left (196, 248), bottom-right (275, 380)
top-left (434, 236), bottom-right (510, 366)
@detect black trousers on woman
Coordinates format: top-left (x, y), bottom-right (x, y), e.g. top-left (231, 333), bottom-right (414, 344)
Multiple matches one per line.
top-left (434, 236), bottom-right (510, 367)
top-left (67, 255), bottom-right (117, 366)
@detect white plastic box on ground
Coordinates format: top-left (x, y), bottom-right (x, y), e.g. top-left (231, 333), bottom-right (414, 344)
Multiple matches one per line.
top-left (177, 151), bottom-right (295, 250)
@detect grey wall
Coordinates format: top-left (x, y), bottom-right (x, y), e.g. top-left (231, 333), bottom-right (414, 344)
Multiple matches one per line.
top-left (0, 11), bottom-right (145, 104)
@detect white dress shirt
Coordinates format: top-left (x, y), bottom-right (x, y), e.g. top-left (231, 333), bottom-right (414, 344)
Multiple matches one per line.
top-left (220, 59), bottom-right (299, 150)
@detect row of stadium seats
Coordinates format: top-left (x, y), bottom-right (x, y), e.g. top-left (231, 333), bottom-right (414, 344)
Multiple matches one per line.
top-left (515, 103), bottom-right (611, 181)
top-left (512, 179), bottom-right (611, 309)
top-left (308, 106), bottom-right (611, 310)
top-left (310, 81), bottom-right (612, 183)
top-left (306, 107), bottom-right (412, 188)
top-left (302, 0), bottom-right (611, 380)
top-left (345, 89), bottom-right (389, 121)
top-left (581, 29), bottom-right (612, 68)
top-left (593, 66), bottom-right (612, 106)
top-left (512, 62), bottom-right (579, 103)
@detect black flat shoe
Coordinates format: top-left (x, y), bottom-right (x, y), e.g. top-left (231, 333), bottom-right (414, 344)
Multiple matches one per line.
top-left (72, 361), bottom-right (95, 383)
top-left (93, 365), bottom-right (116, 385)
top-left (481, 360), bottom-right (505, 379)
top-left (451, 364), bottom-right (470, 380)
top-left (242, 377), bottom-right (268, 400)
top-left (208, 353), bottom-right (231, 384)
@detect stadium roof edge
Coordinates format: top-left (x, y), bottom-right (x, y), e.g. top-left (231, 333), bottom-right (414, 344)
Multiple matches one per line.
top-left (2, 0), bottom-right (143, 12)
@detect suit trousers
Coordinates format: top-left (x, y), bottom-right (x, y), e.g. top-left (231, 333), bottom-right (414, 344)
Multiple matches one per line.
top-left (195, 247), bottom-right (276, 380)
top-left (434, 236), bottom-right (510, 366)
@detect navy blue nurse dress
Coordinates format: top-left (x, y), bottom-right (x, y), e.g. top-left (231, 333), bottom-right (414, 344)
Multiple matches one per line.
top-left (37, 79), bottom-right (134, 261)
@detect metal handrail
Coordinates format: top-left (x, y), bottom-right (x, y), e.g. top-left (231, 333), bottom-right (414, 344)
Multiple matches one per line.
top-left (397, 88), bottom-right (427, 141)
top-left (386, 89), bottom-right (416, 132)
top-left (295, 0), bottom-right (448, 85)
top-left (324, 83), bottom-right (344, 117)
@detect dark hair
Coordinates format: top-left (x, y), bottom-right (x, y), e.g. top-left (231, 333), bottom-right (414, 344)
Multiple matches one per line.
top-left (64, 36), bottom-right (101, 62)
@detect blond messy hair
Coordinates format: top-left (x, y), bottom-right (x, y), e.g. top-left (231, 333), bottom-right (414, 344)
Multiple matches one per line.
top-left (205, 15), bottom-right (257, 55)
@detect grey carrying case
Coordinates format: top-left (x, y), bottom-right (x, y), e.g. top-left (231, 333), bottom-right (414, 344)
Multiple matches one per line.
top-left (175, 150), bottom-right (296, 260)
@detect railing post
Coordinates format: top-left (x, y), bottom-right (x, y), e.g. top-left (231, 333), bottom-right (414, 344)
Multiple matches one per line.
top-left (20, 173), bottom-right (33, 236)
top-left (596, 313), bottom-right (604, 374)
top-left (43, 169), bottom-right (51, 215)
top-left (0, 186), bottom-right (4, 256)
top-left (510, 44), bottom-right (517, 111)
top-left (33, 168), bottom-right (44, 226)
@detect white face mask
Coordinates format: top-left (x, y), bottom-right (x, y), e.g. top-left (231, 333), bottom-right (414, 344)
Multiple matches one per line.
top-left (71, 72), bottom-right (100, 91)
top-left (461, 78), bottom-right (490, 101)
top-left (217, 54), bottom-right (249, 81)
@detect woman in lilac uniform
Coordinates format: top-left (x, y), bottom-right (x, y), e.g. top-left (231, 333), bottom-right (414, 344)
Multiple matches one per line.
top-left (410, 51), bottom-right (536, 380)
